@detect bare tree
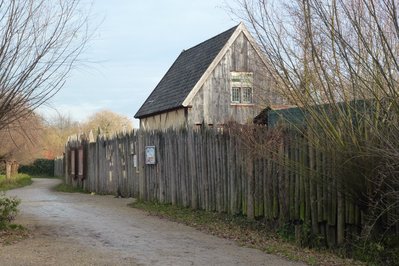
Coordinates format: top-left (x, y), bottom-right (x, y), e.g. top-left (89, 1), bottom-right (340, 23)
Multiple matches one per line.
top-left (230, 0), bottom-right (399, 246)
top-left (81, 109), bottom-right (133, 136)
top-left (42, 112), bottom-right (80, 158)
top-left (0, 113), bottom-right (44, 178)
top-left (0, 0), bottom-right (89, 131)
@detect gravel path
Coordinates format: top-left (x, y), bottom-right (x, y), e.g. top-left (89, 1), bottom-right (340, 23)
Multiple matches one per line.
top-left (2, 178), bottom-right (305, 266)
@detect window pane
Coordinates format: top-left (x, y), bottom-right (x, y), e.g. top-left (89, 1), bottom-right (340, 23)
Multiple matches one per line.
top-left (231, 87), bottom-right (241, 103)
top-left (242, 87), bottom-right (252, 103)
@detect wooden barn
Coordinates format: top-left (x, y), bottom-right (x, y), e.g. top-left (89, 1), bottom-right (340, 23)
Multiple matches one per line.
top-left (135, 22), bottom-right (284, 130)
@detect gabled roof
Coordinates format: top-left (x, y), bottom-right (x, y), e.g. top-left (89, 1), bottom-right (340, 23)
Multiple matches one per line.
top-left (134, 25), bottom-right (238, 118)
top-left (135, 23), bottom-right (268, 119)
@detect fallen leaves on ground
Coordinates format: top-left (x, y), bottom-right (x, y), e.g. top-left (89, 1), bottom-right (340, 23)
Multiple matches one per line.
top-left (0, 226), bottom-right (31, 246)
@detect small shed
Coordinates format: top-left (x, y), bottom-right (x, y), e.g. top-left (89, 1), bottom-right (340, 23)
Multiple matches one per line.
top-left (135, 23), bottom-right (285, 130)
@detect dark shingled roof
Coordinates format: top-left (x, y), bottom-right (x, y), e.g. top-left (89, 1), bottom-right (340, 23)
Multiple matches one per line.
top-left (134, 25), bottom-right (238, 118)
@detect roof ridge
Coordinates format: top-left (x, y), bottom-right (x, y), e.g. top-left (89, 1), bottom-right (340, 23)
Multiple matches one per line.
top-left (182, 24), bottom-right (239, 53)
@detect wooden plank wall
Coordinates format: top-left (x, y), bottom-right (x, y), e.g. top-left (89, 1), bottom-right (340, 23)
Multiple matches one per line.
top-left (64, 127), bottom-right (396, 246)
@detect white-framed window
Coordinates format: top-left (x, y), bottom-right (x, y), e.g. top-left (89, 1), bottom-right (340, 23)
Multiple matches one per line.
top-left (231, 72), bottom-right (253, 104)
top-left (242, 87), bottom-right (252, 103)
top-left (231, 87), bottom-right (241, 103)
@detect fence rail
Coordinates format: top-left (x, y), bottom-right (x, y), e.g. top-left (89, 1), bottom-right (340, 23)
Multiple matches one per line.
top-left (64, 127), bottom-right (397, 246)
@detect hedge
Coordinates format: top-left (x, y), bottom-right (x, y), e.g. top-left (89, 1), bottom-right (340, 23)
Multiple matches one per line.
top-left (19, 159), bottom-right (54, 176)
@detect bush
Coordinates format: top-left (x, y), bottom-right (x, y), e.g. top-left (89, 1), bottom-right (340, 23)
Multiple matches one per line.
top-left (19, 159), bottom-right (54, 176)
top-left (0, 193), bottom-right (20, 229)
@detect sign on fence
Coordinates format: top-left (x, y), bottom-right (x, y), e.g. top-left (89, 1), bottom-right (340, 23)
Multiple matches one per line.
top-left (145, 146), bottom-right (156, 164)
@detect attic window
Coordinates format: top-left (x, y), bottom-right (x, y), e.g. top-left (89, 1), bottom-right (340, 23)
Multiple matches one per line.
top-left (231, 87), bottom-right (241, 103)
top-left (242, 87), bottom-right (252, 103)
top-left (231, 72), bottom-right (253, 104)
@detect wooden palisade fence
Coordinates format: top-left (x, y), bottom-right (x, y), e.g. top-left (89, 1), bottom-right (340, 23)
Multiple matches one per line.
top-left (54, 156), bottom-right (64, 177)
top-left (64, 126), bottom-right (398, 247)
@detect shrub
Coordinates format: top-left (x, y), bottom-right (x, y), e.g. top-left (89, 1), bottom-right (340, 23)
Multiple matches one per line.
top-left (19, 159), bottom-right (54, 176)
top-left (0, 193), bottom-right (20, 229)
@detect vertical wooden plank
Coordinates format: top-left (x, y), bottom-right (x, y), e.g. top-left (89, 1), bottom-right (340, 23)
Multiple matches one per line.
top-left (198, 130), bottom-right (205, 210)
top-left (316, 149), bottom-right (323, 223)
top-left (210, 129), bottom-right (216, 211)
top-left (273, 144), bottom-right (279, 219)
top-left (247, 150), bottom-right (255, 219)
top-left (238, 133), bottom-right (246, 215)
top-left (223, 131), bottom-right (229, 213)
top-left (126, 134), bottom-right (132, 197)
top-left (323, 152), bottom-right (329, 222)
top-left (309, 136), bottom-right (319, 234)
top-left (268, 151), bottom-right (273, 218)
top-left (204, 129), bottom-right (210, 211)
top-left (304, 139), bottom-right (311, 225)
top-left (337, 189), bottom-right (345, 245)
top-left (138, 130), bottom-right (145, 200)
top-left (294, 132), bottom-right (300, 221)
top-left (170, 130), bottom-right (177, 205)
top-left (181, 129), bottom-right (188, 207)
top-left (215, 132), bottom-right (221, 212)
top-left (188, 129), bottom-right (198, 209)
top-left (277, 135), bottom-right (285, 222)
top-left (283, 132), bottom-right (290, 221)
top-left (228, 130), bottom-right (235, 214)
top-left (288, 132), bottom-right (294, 221)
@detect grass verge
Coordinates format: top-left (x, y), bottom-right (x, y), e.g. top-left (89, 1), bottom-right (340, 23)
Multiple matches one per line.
top-left (30, 175), bottom-right (60, 179)
top-left (53, 182), bottom-right (87, 193)
top-left (130, 201), bottom-right (364, 266)
top-left (0, 174), bottom-right (32, 191)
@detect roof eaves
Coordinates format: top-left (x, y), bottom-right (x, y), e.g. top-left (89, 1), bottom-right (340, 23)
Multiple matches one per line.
top-left (135, 105), bottom-right (185, 119)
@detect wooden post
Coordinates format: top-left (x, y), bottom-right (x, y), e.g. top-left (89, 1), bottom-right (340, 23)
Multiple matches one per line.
top-left (138, 130), bottom-right (145, 200)
top-left (247, 152), bottom-right (255, 220)
top-left (309, 138), bottom-right (319, 235)
top-left (337, 189), bottom-right (345, 245)
top-left (5, 161), bottom-right (11, 180)
top-left (188, 129), bottom-right (198, 209)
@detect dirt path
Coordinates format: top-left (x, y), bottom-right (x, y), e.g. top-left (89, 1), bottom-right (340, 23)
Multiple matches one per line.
top-left (2, 178), bottom-right (305, 266)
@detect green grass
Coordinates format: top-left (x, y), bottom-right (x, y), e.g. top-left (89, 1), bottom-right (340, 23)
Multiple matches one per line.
top-left (53, 182), bottom-right (87, 193)
top-left (130, 200), bottom-right (364, 266)
top-left (0, 174), bottom-right (32, 191)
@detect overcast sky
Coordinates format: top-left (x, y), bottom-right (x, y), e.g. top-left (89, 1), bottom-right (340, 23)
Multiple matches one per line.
top-left (39, 0), bottom-right (238, 127)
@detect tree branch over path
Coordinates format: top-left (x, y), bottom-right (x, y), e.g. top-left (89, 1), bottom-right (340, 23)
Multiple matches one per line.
top-left (0, 0), bottom-right (90, 131)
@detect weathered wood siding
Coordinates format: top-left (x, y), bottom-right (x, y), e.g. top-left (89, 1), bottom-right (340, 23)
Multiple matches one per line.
top-left (188, 32), bottom-right (282, 126)
top-left (140, 109), bottom-right (186, 130)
